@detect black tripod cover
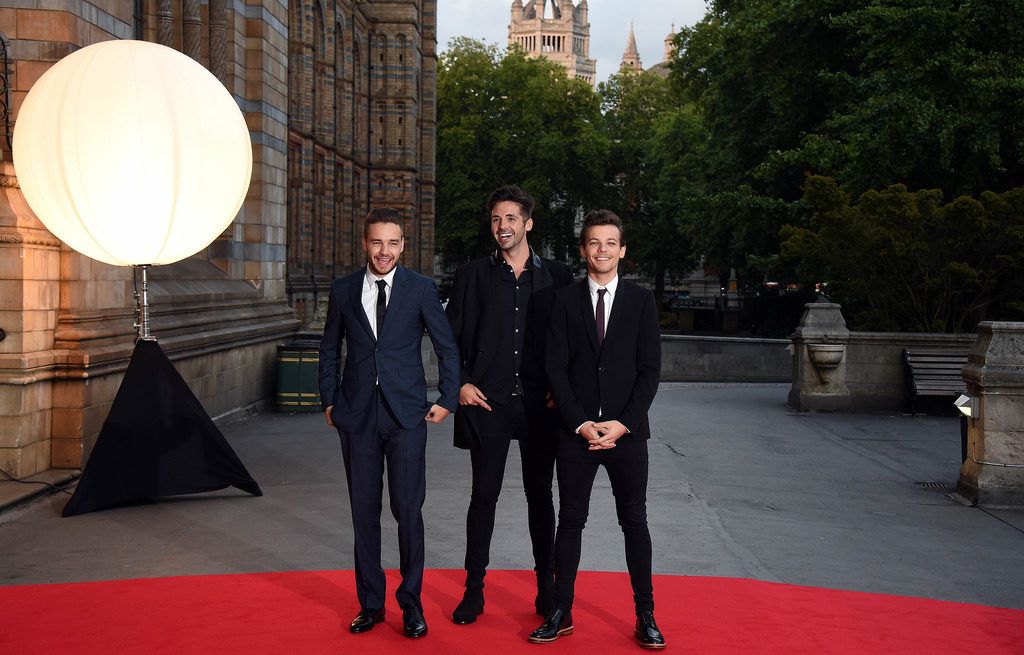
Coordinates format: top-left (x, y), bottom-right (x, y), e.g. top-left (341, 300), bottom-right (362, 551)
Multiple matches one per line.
top-left (63, 340), bottom-right (263, 516)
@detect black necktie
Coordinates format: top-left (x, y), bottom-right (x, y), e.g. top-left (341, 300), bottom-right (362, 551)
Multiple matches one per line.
top-left (596, 288), bottom-right (607, 346)
top-left (375, 279), bottom-right (387, 338)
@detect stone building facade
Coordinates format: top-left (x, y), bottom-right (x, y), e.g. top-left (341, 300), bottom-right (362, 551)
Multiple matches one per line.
top-left (287, 0), bottom-right (437, 323)
top-left (0, 0), bottom-right (437, 479)
top-left (508, 0), bottom-right (595, 86)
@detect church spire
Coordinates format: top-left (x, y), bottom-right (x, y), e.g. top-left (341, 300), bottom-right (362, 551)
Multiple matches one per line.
top-left (620, 22), bottom-right (642, 73)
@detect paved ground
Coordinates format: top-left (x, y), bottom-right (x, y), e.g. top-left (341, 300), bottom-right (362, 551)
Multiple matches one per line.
top-left (2, 383), bottom-right (1022, 609)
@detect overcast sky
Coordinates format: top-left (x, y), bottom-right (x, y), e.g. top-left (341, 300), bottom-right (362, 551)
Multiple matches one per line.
top-left (436, 0), bottom-right (710, 84)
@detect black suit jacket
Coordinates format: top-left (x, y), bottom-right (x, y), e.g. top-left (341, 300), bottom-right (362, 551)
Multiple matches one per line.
top-left (318, 265), bottom-right (460, 435)
top-left (545, 278), bottom-right (661, 438)
top-left (446, 251), bottom-right (574, 448)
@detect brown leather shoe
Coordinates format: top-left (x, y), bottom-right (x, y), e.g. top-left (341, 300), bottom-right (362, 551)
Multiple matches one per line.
top-left (349, 608), bottom-right (385, 634)
top-left (528, 609), bottom-right (574, 643)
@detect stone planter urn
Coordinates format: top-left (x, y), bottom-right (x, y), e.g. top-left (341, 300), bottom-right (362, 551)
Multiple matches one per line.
top-left (806, 343), bottom-right (846, 383)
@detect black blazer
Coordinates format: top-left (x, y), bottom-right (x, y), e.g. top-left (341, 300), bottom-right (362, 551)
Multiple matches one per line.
top-left (446, 251), bottom-right (573, 448)
top-left (318, 265), bottom-right (460, 434)
top-left (545, 278), bottom-right (661, 438)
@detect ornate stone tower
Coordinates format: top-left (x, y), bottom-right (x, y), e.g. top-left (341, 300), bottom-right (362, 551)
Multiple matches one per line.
top-left (508, 0), bottom-right (596, 86)
top-left (619, 23), bottom-right (642, 73)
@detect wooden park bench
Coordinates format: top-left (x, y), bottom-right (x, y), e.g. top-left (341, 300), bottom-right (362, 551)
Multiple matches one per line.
top-left (903, 346), bottom-right (971, 414)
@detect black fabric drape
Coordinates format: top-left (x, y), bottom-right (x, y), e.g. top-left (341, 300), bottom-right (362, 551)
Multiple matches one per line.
top-left (63, 340), bottom-right (262, 517)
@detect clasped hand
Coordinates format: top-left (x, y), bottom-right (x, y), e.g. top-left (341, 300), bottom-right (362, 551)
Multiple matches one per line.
top-left (579, 420), bottom-right (627, 450)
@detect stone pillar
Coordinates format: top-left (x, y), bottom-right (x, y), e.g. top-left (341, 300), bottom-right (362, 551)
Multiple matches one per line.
top-left (0, 164), bottom-right (61, 478)
top-left (959, 322), bottom-right (1024, 507)
top-left (788, 301), bottom-right (851, 411)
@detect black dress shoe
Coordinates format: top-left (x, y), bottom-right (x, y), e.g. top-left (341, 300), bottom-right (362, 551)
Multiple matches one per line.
top-left (634, 610), bottom-right (666, 649)
top-left (528, 608), bottom-right (573, 643)
top-left (452, 588), bottom-right (484, 624)
top-left (349, 608), bottom-right (385, 634)
top-left (403, 605), bottom-right (428, 638)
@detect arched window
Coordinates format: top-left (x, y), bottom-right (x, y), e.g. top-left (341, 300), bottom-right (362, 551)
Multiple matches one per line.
top-left (313, 1), bottom-right (326, 143)
top-left (396, 34), bottom-right (407, 91)
top-left (335, 20), bottom-right (345, 148)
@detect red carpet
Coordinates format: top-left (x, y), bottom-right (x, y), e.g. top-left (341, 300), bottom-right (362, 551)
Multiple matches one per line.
top-left (1, 570), bottom-right (1021, 654)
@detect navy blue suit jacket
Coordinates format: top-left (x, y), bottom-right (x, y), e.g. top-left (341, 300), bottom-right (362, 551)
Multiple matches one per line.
top-left (318, 265), bottom-right (460, 434)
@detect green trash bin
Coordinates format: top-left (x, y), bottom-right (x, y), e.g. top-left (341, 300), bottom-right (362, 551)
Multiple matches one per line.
top-left (276, 340), bottom-right (321, 412)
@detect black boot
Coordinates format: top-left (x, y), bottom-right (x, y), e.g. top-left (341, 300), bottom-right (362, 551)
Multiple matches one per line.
top-left (634, 609), bottom-right (666, 649)
top-left (452, 587), bottom-right (484, 624)
top-left (535, 574), bottom-right (555, 616)
top-left (528, 608), bottom-right (574, 643)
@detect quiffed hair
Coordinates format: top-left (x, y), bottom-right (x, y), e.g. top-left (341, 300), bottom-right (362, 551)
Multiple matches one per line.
top-left (579, 209), bottom-right (625, 245)
top-left (487, 185), bottom-right (535, 218)
top-left (363, 207), bottom-right (404, 238)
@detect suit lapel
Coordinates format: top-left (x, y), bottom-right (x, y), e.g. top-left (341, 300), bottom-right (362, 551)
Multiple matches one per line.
top-left (350, 271), bottom-right (376, 342)
top-left (579, 281), bottom-right (599, 352)
top-left (378, 266), bottom-right (409, 341)
top-left (603, 281), bottom-right (629, 346)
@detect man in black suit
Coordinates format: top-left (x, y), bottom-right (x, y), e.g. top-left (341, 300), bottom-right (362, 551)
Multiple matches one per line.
top-left (318, 208), bottom-right (460, 639)
top-left (530, 210), bottom-right (667, 649)
top-left (445, 185), bottom-right (574, 624)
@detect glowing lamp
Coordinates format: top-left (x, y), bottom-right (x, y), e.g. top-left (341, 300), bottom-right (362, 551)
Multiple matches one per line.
top-left (12, 39), bottom-right (252, 267)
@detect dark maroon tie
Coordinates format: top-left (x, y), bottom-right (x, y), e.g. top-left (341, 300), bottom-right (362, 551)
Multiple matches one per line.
top-left (596, 288), bottom-right (607, 345)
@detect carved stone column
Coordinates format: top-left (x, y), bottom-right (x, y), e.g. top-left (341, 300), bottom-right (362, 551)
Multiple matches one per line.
top-left (183, 0), bottom-right (201, 61)
top-left (959, 322), bottom-right (1024, 507)
top-left (156, 0), bottom-right (174, 48)
top-left (209, 0), bottom-right (228, 84)
top-left (788, 301), bottom-right (851, 411)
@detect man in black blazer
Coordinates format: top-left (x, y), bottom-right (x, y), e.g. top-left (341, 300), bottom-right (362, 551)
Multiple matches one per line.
top-left (445, 185), bottom-right (574, 624)
top-left (318, 208), bottom-right (460, 639)
top-left (530, 210), bottom-right (667, 649)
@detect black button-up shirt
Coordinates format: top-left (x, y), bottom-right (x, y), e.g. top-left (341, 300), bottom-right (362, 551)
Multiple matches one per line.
top-left (478, 253), bottom-right (533, 398)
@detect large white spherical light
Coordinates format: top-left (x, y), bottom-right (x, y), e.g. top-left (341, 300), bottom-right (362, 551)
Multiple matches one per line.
top-left (12, 40), bottom-right (252, 266)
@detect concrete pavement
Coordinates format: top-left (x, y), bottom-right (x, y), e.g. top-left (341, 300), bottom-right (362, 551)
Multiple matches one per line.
top-left (1, 383), bottom-right (1022, 610)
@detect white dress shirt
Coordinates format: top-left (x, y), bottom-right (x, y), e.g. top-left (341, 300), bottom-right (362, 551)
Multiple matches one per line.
top-left (587, 274), bottom-right (619, 331)
top-left (576, 275), bottom-right (619, 432)
top-left (362, 266), bottom-right (396, 340)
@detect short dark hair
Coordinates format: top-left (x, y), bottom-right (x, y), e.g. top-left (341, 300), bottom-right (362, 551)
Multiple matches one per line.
top-left (487, 185), bottom-right (534, 218)
top-left (363, 207), bottom-right (403, 238)
top-left (580, 209), bottom-right (625, 245)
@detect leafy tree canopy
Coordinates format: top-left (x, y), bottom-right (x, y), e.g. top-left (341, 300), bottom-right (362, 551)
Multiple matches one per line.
top-left (437, 39), bottom-right (609, 264)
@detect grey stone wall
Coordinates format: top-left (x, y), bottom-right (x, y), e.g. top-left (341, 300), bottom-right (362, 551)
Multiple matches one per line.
top-left (845, 332), bottom-right (976, 412)
top-left (421, 334), bottom-right (793, 387)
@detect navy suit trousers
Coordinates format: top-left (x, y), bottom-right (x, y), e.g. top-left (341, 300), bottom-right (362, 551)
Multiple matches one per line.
top-left (337, 389), bottom-right (427, 611)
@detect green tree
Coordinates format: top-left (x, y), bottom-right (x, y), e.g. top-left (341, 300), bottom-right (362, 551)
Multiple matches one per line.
top-left (670, 1), bottom-right (1024, 328)
top-left (781, 176), bottom-right (1024, 332)
top-left (599, 70), bottom-right (699, 298)
top-left (436, 39), bottom-right (609, 264)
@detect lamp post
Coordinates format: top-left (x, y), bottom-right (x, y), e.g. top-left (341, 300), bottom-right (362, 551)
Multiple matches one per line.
top-left (13, 40), bottom-right (262, 515)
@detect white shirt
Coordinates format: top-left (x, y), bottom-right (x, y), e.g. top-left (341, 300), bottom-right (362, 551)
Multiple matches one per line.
top-left (362, 266), bottom-right (396, 340)
top-left (587, 274), bottom-right (619, 331)
top-left (576, 275), bottom-right (619, 432)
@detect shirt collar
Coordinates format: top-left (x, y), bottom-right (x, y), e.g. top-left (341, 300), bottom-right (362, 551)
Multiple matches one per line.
top-left (587, 275), bottom-right (619, 297)
top-left (490, 247), bottom-right (541, 270)
top-left (365, 265), bottom-right (397, 290)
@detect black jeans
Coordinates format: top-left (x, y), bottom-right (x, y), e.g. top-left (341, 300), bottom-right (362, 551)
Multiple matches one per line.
top-left (463, 398), bottom-right (558, 590)
top-left (553, 434), bottom-right (654, 612)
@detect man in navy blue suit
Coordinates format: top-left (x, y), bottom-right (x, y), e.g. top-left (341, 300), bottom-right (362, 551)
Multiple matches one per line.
top-left (318, 207), bottom-right (460, 639)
